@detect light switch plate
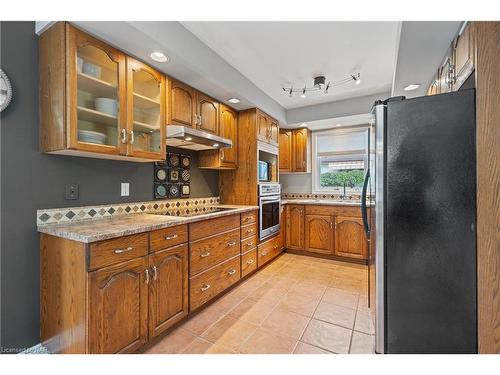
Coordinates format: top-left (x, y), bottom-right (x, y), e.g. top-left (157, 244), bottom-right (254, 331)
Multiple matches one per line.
top-left (121, 183), bottom-right (129, 197)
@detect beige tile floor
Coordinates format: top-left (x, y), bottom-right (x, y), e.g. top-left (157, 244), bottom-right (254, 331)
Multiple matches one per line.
top-left (144, 253), bottom-right (375, 354)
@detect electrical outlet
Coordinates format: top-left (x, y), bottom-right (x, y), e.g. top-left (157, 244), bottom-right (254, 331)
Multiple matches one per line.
top-left (65, 184), bottom-right (79, 200)
top-left (121, 183), bottom-right (130, 197)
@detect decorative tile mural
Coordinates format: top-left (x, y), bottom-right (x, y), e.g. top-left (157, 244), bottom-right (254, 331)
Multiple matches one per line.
top-left (37, 196), bottom-right (220, 226)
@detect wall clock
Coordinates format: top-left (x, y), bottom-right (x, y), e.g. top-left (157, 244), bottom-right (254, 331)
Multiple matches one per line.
top-left (0, 69), bottom-right (13, 112)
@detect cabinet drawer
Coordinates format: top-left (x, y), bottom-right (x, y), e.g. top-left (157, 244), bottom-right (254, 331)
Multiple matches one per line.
top-left (241, 210), bottom-right (258, 226)
top-left (304, 204), bottom-right (361, 217)
top-left (189, 255), bottom-right (241, 311)
top-left (241, 235), bottom-right (258, 253)
top-left (88, 233), bottom-right (149, 270)
top-left (241, 222), bottom-right (258, 239)
top-left (241, 249), bottom-right (257, 277)
top-left (257, 235), bottom-right (281, 268)
top-left (150, 224), bottom-right (188, 252)
top-left (190, 228), bottom-right (241, 276)
top-left (189, 214), bottom-right (240, 242)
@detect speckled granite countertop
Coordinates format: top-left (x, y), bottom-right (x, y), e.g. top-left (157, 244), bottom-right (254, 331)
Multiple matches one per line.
top-left (37, 205), bottom-right (258, 243)
top-left (281, 199), bottom-right (365, 207)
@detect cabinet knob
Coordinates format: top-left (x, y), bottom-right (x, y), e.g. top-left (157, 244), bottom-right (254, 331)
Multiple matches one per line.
top-left (247, 259), bottom-right (254, 265)
top-left (228, 269), bottom-right (237, 275)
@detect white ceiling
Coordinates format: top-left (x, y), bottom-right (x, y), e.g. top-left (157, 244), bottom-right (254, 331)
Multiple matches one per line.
top-left (182, 21), bottom-right (400, 109)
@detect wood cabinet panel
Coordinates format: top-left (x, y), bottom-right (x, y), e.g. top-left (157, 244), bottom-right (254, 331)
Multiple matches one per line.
top-left (189, 255), bottom-right (241, 311)
top-left (305, 214), bottom-right (334, 254)
top-left (219, 104), bottom-right (238, 168)
top-left (286, 205), bottom-right (305, 250)
top-left (453, 24), bottom-right (475, 90)
top-left (257, 235), bottom-right (281, 267)
top-left (88, 257), bottom-right (148, 353)
top-left (269, 118), bottom-right (279, 146)
top-left (189, 214), bottom-right (240, 241)
top-left (257, 110), bottom-right (269, 142)
top-left (169, 79), bottom-right (196, 127)
top-left (190, 228), bottom-right (241, 276)
top-left (197, 92), bottom-right (219, 134)
top-left (279, 130), bottom-right (292, 172)
top-left (241, 249), bottom-right (257, 277)
top-left (241, 210), bottom-right (258, 226)
top-left (334, 216), bottom-right (367, 260)
top-left (150, 224), bottom-right (188, 252)
top-left (88, 233), bottom-right (149, 270)
top-left (304, 204), bottom-right (361, 217)
top-left (280, 204), bottom-right (287, 250)
top-left (241, 222), bottom-right (258, 239)
top-left (292, 128), bottom-right (308, 172)
top-left (241, 235), bottom-right (258, 253)
top-left (149, 244), bottom-right (188, 338)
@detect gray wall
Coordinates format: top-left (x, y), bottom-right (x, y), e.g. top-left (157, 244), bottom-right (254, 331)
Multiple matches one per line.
top-left (0, 21), bottom-right (218, 351)
top-left (280, 174), bottom-right (312, 193)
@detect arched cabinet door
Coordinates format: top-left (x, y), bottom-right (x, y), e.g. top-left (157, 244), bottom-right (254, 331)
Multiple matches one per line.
top-left (197, 92), bottom-right (219, 134)
top-left (279, 130), bottom-right (292, 172)
top-left (88, 257), bottom-right (148, 354)
top-left (219, 104), bottom-right (238, 168)
top-left (169, 79), bottom-right (196, 127)
top-left (305, 214), bottom-right (334, 254)
top-left (148, 244), bottom-right (189, 338)
top-left (286, 205), bottom-right (305, 250)
top-left (334, 216), bottom-right (368, 260)
top-left (68, 24), bottom-right (127, 156)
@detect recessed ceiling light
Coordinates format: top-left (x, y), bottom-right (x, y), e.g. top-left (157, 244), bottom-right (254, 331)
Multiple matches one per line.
top-left (336, 124), bottom-right (342, 127)
top-left (301, 123), bottom-right (307, 127)
top-left (149, 51), bottom-right (169, 63)
top-left (228, 98), bottom-right (240, 104)
top-left (403, 84), bottom-right (421, 91)
top-left (355, 79), bottom-right (362, 85)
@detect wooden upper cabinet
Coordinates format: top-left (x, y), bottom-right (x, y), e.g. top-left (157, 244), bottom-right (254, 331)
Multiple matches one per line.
top-left (257, 110), bottom-right (269, 142)
top-left (39, 22), bottom-right (165, 162)
top-left (292, 128), bottom-right (308, 172)
top-left (68, 24), bottom-right (127, 156)
top-left (126, 57), bottom-right (166, 160)
top-left (148, 244), bottom-right (188, 339)
top-left (279, 129), bottom-right (292, 172)
top-left (198, 104), bottom-right (238, 169)
top-left (334, 216), bottom-right (368, 260)
top-left (453, 24), bottom-right (475, 90)
top-left (197, 92), bottom-right (219, 134)
top-left (305, 214), bottom-right (334, 254)
top-left (219, 104), bottom-right (238, 168)
top-left (88, 257), bottom-right (148, 354)
top-left (286, 205), bottom-right (305, 250)
top-left (269, 118), bottom-right (279, 146)
top-left (169, 79), bottom-right (197, 127)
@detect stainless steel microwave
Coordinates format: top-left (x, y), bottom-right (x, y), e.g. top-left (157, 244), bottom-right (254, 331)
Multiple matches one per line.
top-left (258, 161), bottom-right (270, 182)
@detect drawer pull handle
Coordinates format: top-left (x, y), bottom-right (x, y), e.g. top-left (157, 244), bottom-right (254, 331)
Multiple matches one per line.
top-left (165, 234), bottom-right (178, 240)
top-left (273, 245), bottom-right (278, 250)
top-left (200, 284), bottom-right (211, 292)
top-left (227, 241), bottom-right (237, 247)
top-left (246, 229), bottom-right (252, 234)
top-left (200, 252), bottom-right (211, 258)
top-left (261, 252), bottom-right (267, 256)
top-left (247, 259), bottom-right (255, 264)
top-left (228, 269), bottom-right (237, 275)
top-left (246, 242), bottom-right (253, 247)
top-left (244, 217), bottom-right (251, 222)
top-left (114, 246), bottom-right (133, 254)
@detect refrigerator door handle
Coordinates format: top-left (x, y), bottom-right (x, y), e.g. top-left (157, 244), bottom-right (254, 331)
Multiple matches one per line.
top-left (361, 169), bottom-right (370, 236)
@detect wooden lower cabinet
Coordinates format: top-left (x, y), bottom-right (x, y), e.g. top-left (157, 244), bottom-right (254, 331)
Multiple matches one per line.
top-left (280, 204), bottom-right (286, 249)
top-left (334, 216), bottom-right (368, 260)
top-left (241, 249), bottom-right (257, 277)
top-left (148, 244), bottom-right (188, 339)
top-left (257, 235), bottom-right (282, 268)
top-left (305, 214), bottom-right (334, 254)
top-left (286, 205), bottom-right (305, 249)
top-left (88, 256), bottom-right (149, 354)
top-left (284, 204), bottom-right (368, 262)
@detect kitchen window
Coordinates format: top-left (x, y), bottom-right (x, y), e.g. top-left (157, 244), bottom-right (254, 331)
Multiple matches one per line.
top-left (312, 128), bottom-right (369, 195)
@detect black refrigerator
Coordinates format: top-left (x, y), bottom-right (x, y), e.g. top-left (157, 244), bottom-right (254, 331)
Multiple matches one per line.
top-left (364, 89), bottom-right (477, 354)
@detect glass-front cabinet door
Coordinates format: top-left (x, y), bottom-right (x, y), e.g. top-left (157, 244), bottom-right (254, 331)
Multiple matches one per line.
top-left (68, 25), bottom-right (126, 155)
top-left (126, 58), bottom-right (166, 159)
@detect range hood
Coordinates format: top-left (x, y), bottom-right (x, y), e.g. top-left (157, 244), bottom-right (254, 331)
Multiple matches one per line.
top-left (166, 125), bottom-right (232, 151)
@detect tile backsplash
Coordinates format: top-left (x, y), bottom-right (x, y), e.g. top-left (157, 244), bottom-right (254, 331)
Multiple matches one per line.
top-left (37, 196), bottom-right (220, 226)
